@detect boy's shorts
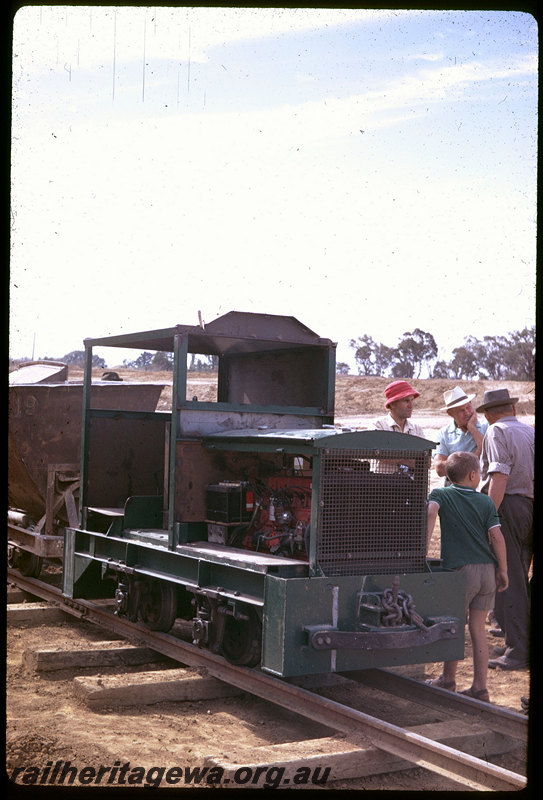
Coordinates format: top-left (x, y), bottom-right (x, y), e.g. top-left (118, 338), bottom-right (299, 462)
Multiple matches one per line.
top-left (456, 562), bottom-right (496, 614)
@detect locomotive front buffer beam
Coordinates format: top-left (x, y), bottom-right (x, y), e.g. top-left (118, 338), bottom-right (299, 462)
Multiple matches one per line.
top-left (305, 580), bottom-right (461, 650)
top-left (261, 571), bottom-right (465, 677)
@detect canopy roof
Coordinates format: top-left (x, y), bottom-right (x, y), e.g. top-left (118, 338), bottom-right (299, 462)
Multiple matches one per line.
top-left (84, 311), bottom-right (335, 356)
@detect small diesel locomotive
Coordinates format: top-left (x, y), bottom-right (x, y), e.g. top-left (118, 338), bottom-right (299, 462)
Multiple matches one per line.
top-left (61, 311), bottom-right (464, 676)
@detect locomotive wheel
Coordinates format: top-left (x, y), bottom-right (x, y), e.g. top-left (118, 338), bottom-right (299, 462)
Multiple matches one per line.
top-left (139, 579), bottom-right (178, 632)
top-left (220, 608), bottom-right (262, 667)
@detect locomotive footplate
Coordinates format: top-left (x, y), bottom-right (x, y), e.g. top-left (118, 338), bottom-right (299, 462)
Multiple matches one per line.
top-left (305, 616), bottom-right (460, 651)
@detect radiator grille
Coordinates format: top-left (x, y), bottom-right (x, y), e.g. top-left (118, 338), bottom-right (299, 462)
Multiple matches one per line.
top-left (316, 448), bottom-right (430, 576)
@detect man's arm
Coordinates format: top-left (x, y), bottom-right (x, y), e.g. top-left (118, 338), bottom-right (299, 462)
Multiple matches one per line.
top-left (488, 525), bottom-right (508, 591)
top-left (466, 412), bottom-right (485, 457)
top-left (433, 453), bottom-right (448, 477)
top-left (488, 472), bottom-right (509, 510)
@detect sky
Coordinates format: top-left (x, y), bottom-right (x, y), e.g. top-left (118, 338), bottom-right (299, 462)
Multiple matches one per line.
top-left (10, 6), bottom-right (538, 370)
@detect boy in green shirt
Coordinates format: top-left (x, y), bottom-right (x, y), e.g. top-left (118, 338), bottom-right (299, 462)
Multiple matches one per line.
top-left (426, 451), bottom-right (508, 702)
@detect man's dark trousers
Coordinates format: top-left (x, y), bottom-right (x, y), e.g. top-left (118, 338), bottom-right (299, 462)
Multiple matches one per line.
top-left (494, 494), bottom-right (533, 662)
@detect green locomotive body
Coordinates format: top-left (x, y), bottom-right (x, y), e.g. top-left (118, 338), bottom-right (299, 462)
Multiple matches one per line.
top-left (62, 312), bottom-right (464, 676)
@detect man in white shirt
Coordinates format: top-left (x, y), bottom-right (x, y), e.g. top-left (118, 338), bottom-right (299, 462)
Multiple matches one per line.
top-left (373, 380), bottom-right (425, 436)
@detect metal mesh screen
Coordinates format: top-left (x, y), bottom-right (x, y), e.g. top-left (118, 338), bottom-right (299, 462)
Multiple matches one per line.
top-left (316, 448), bottom-right (430, 576)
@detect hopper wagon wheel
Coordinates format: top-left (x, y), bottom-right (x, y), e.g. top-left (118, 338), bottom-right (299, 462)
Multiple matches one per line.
top-left (9, 548), bottom-right (43, 578)
top-left (221, 607), bottom-right (262, 667)
top-left (138, 578), bottom-right (178, 632)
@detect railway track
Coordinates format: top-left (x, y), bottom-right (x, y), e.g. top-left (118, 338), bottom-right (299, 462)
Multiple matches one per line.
top-left (7, 569), bottom-right (528, 791)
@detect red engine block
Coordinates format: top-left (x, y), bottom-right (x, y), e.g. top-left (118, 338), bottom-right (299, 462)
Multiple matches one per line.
top-left (242, 474), bottom-right (312, 558)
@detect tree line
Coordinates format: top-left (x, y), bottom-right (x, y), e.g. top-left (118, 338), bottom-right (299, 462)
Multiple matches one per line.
top-left (10, 350), bottom-right (217, 372)
top-left (340, 326), bottom-right (535, 381)
top-left (11, 325), bottom-right (534, 381)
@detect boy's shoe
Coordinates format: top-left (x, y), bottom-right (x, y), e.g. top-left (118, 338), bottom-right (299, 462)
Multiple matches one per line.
top-left (426, 675), bottom-right (456, 691)
top-left (492, 645), bottom-right (507, 656)
top-left (459, 686), bottom-right (490, 703)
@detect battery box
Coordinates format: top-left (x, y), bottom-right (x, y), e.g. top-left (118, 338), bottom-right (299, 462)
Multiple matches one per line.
top-left (205, 481), bottom-right (253, 524)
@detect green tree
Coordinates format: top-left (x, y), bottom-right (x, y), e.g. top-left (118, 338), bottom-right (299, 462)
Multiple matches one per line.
top-left (373, 343), bottom-right (396, 377)
top-left (479, 335), bottom-right (509, 379)
top-left (449, 345), bottom-right (479, 379)
top-left (124, 351), bottom-right (154, 370)
top-left (502, 327), bottom-right (535, 380)
top-left (448, 327), bottom-right (534, 380)
top-left (395, 329), bottom-right (438, 378)
top-left (151, 351), bottom-right (174, 371)
top-left (432, 360), bottom-right (452, 378)
top-left (350, 336), bottom-right (397, 376)
top-left (349, 334), bottom-right (375, 375)
top-left (188, 353), bottom-right (218, 372)
top-left (336, 362), bottom-right (350, 375)
top-left (62, 350), bottom-right (106, 368)
top-left (391, 359), bottom-right (414, 378)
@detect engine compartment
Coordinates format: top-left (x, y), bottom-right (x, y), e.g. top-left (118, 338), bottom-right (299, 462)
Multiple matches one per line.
top-left (206, 471), bottom-right (312, 560)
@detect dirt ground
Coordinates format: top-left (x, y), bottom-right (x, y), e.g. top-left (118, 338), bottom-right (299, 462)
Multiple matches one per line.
top-left (5, 587), bottom-right (531, 793)
top-left (6, 440), bottom-right (532, 792)
top-left (68, 367), bottom-right (535, 419)
top-left (6, 376), bottom-right (533, 791)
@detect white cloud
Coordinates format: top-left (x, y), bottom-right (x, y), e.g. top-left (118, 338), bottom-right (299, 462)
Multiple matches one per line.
top-left (407, 52), bottom-right (444, 62)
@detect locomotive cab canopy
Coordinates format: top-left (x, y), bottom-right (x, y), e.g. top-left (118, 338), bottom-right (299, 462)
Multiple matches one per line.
top-left (83, 311), bottom-right (336, 410)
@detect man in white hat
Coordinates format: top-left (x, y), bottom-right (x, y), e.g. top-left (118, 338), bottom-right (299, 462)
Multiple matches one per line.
top-left (433, 387), bottom-right (488, 482)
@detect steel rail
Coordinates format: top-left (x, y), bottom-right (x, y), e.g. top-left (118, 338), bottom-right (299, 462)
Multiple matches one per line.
top-left (8, 570), bottom-right (527, 791)
top-left (342, 668), bottom-right (528, 742)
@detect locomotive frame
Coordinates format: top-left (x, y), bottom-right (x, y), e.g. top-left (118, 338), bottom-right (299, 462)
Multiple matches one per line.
top-left (59, 311), bottom-right (465, 677)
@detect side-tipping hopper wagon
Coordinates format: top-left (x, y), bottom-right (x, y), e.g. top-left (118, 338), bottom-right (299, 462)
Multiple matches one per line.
top-left (8, 362), bottom-right (165, 576)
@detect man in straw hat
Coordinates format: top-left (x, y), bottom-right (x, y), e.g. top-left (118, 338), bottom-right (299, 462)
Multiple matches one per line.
top-left (433, 387), bottom-right (488, 484)
top-left (477, 388), bottom-right (534, 671)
